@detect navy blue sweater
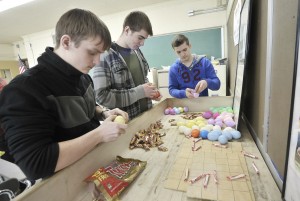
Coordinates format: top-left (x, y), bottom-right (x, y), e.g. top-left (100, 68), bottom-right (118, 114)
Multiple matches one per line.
top-left (0, 47), bottom-right (100, 180)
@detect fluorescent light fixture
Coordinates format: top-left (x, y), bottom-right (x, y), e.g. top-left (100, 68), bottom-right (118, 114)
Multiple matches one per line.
top-left (187, 5), bottom-right (227, 17)
top-left (0, 0), bottom-right (36, 13)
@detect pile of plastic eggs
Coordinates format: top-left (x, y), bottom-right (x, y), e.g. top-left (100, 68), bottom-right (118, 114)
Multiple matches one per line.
top-left (202, 107), bottom-right (236, 128)
top-left (177, 106), bottom-right (241, 145)
top-left (164, 106), bottom-right (188, 115)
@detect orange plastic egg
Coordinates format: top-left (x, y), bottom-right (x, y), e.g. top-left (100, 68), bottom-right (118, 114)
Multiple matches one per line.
top-left (191, 129), bottom-right (200, 138)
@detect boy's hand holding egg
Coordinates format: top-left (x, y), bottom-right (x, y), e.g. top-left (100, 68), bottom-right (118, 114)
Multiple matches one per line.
top-left (114, 115), bottom-right (126, 124)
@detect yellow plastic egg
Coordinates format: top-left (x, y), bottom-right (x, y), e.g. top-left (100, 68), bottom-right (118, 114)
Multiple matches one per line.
top-left (177, 121), bottom-right (185, 127)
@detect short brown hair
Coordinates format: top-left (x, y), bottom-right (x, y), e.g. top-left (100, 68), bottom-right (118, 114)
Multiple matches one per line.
top-left (55, 8), bottom-right (111, 50)
top-left (171, 34), bottom-right (190, 48)
top-left (123, 11), bottom-right (153, 36)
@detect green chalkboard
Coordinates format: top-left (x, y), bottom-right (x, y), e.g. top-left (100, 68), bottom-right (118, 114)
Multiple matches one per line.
top-left (140, 28), bottom-right (222, 69)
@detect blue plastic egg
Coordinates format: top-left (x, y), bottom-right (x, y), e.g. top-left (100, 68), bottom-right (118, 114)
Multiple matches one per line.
top-left (218, 135), bottom-right (228, 144)
top-left (231, 130), bottom-right (241, 139)
top-left (222, 131), bottom-right (233, 140)
top-left (201, 130), bottom-right (209, 139)
top-left (207, 130), bottom-right (222, 141)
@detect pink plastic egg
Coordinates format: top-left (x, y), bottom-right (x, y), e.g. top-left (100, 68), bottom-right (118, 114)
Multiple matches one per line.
top-left (213, 112), bottom-right (220, 119)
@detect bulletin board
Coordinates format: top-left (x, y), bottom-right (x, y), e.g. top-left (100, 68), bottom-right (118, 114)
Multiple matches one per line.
top-left (140, 28), bottom-right (223, 68)
top-left (232, 0), bottom-right (252, 130)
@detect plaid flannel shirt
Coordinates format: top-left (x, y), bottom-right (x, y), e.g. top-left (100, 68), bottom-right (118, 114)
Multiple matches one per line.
top-left (92, 43), bottom-right (152, 119)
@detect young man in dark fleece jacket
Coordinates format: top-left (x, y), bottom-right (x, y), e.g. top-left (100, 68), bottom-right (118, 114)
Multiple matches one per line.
top-left (0, 8), bottom-right (128, 180)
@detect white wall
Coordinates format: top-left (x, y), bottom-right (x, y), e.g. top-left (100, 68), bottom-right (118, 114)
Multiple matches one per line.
top-left (11, 0), bottom-right (228, 67)
top-left (0, 44), bottom-right (15, 60)
top-left (12, 40), bottom-right (27, 59)
top-left (22, 29), bottom-right (55, 66)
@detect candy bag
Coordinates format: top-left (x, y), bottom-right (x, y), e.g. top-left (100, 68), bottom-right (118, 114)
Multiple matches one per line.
top-left (84, 156), bottom-right (147, 201)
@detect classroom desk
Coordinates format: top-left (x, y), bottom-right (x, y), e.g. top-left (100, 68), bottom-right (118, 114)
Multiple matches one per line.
top-left (14, 97), bottom-right (282, 201)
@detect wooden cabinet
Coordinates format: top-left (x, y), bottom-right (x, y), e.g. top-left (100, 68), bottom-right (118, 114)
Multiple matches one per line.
top-left (153, 65), bottom-right (227, 99)
top-left (157, 69), bottom-right (172, 99)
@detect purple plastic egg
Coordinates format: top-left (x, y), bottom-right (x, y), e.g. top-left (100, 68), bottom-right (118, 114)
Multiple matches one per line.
top-left (225, 120), bottom-right (236, 127)
top-left (170, 109), bottom-right (176, 115)
top-left (215, 121), bottom-right (223, 127)
top-left (164, 108), bottom-right (170, 115)
top-left (183, 106), bottom-right (189, 112)
top-left (203, 111), bottom-right (212, 119)
top-left (207, 118), bottom-right (215, 124)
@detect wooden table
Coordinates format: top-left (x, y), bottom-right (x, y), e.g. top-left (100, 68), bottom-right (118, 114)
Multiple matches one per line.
top-left (14, 97), bottom-right (282, 201)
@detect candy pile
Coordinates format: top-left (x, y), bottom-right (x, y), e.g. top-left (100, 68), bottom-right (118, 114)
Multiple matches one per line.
top-left (129, 120), bottom-right (168, 152)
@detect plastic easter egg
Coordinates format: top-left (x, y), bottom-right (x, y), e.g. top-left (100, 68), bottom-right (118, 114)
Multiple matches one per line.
top-left (179, 126), bottom-right (186, 134)
top-left (222, 131), bottom-right (233, 140)
top-left (177, 121), bottom-right (185, 127)
top-left (226, 107), bottom-right (233, 113)
top-left (169, 109), bottom-right (176, 115)
top-left (207, 130), bottom-right (221, 141)
top-left (212, 112), bottom-right (220, 119)
top-left (218, 135), bottom-right (228, 144)
top-left (212, 109), bottom-right (218, 114)
top-left (183, 106), bottom-right (189, 112)
top-left (191, 129), bottom-right (200, 138)
top-left (183, 127), bottom-right (192, 136)
top-left (231, 130), bottom-right (241, 139)
top-left (193, 92), bottom-right (199, 98)
top-left (215, 121), bottom-right (223, 127)
top-left (225, 120), bottom-right (236, 127)
top-left (223, 127), bottom-right (234, 132)
top-left (197, 121), bottom-right (205, 127)
top-left (201, 130), bottom-right (209, 139)
top-left (224, 116), bottom-right (233, 122)
top-left (195, 116), bottom-right (205, 121)
top-left (164, 108), bottom-right (170, 115)
top-left (186, 122), bottom-right (194, 128)
top-left (213, 125), bottom-right (221, 131)
top-left (206, 124), bottom-right (214, 130)
top-left (200, 126), bottom-right (210, 132)
top-left (202, 111), bottom-right (212, 119)
top-left (175, 108), bottom-right (181, 114)
top-left (192, 125), bottom-right (200, 130)
top-left (178, 107), bottom-right (184, 113)
top-left (215, 116), bottom-right (223, 121)
top-left (207, 118), bottom-right (215, 124)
